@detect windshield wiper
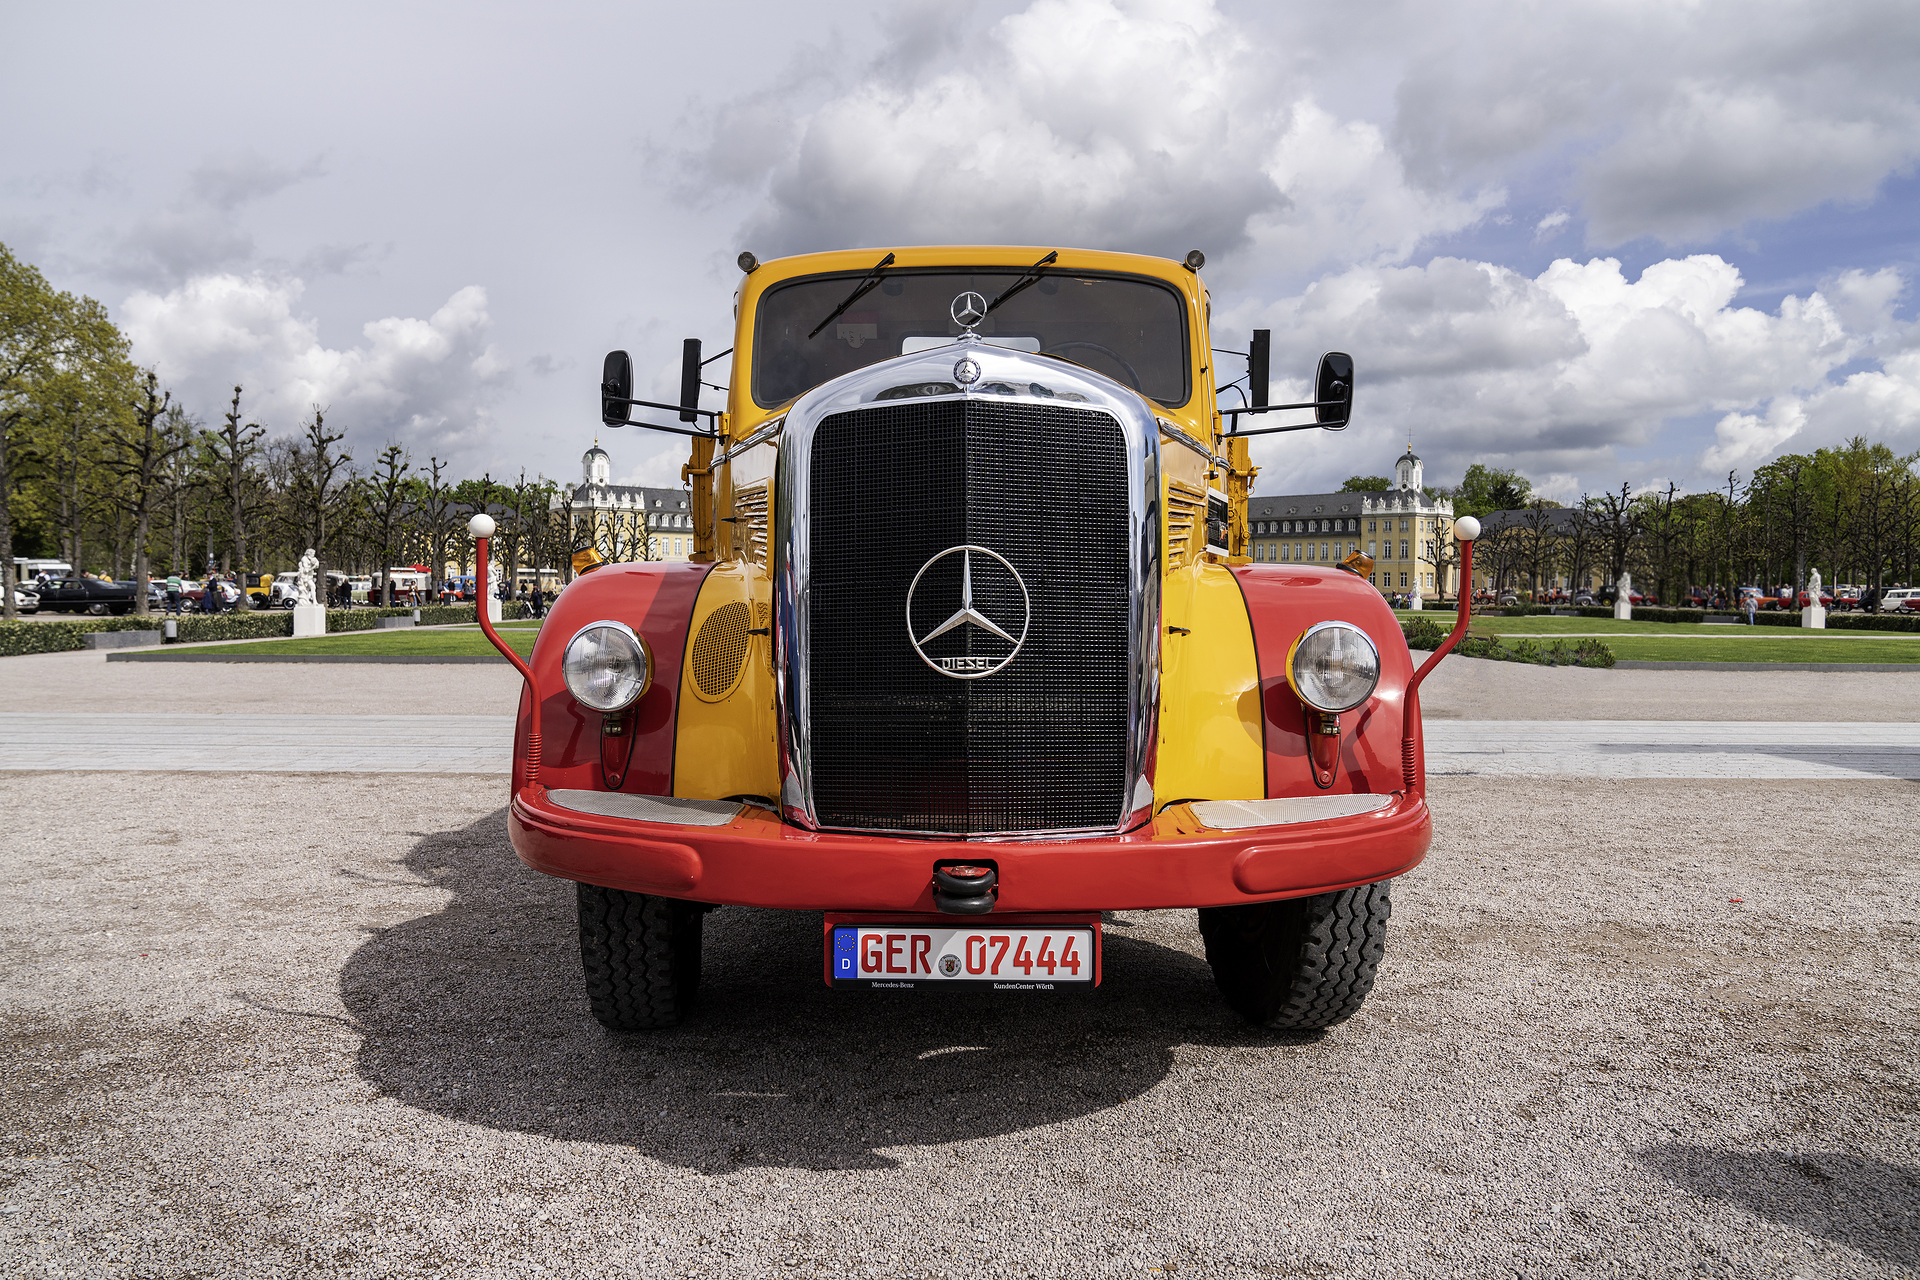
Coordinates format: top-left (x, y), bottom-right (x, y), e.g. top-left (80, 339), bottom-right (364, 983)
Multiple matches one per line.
top-left (806, 252), bottom-right (896, 340)
top-left (985, 250), bottom-right (1058, 315)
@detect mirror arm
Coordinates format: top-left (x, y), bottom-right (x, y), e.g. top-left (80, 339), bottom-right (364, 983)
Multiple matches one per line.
top-left (1220, 398), bottom-right (1349, 418)
top-left (1223, 417), bottom-right (1346, 439)
top-left (608, 419), bottom-right (717, 440)
top-left (601, 391), bottom-right (721, 422)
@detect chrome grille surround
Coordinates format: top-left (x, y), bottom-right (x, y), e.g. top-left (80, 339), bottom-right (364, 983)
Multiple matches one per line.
top-left (773, 339), bottom-right (1161, 838)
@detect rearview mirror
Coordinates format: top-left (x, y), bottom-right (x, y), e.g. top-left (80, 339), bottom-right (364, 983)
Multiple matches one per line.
top-left (601, 351), bottom-right (633, 427)
top-left (1315, 352), bottom-right (1353, 429)
top-left (680, 339), bottom-right (702, 423)
top-left (1249, 329), bottom-right (1270, 409)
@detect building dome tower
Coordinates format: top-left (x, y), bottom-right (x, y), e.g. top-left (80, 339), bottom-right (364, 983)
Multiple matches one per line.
top-left (1394, 440), bottom-right (1423, 493)
top-left (583, 441), bottom-right (611, 487)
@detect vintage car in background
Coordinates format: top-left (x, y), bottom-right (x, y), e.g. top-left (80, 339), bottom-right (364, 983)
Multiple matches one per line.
top-left (474, 245), bottom-right (1481, 1036)
top-left (33, 577), bottom-right (136, 615)
top-left (1877, 588), bottom-right (1920, 613)
top-left (10, 585), bottom-right (38, 613)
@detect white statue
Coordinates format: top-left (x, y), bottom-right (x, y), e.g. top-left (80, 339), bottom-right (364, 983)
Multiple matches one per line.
top-left (1614, 570), bottom-right (1633, 621)
top-left (295, 548), bottom-right (319, 606)
top-left (1808, 567), bottom-right (1821, 596)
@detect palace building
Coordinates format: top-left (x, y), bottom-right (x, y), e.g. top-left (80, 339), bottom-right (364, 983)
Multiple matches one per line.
top-left (1249, 445), bottom-right (1460, 598)
top-left (556, 442), bottom-right (697, 568)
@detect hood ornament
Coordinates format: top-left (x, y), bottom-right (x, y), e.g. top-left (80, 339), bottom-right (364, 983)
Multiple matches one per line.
top-left (906, 545), bottom-right (1030, 679)
top-left (950, 291), bottom-right (987, 335)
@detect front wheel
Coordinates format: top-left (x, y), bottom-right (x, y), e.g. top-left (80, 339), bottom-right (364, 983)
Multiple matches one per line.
top-left (576, 883), bottom-right (703, 1030)
top-left (1198, 882), bottom-right (1392, 1031)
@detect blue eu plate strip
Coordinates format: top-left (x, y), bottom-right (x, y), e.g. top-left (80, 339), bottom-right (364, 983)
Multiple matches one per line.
top-left (832, 927), bottom-right (858, 981)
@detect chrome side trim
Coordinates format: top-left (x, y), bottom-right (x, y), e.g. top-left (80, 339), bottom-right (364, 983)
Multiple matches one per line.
top-left (774, 338), bottom-right (1161, 837)
top-left (1157, 416), bottom-right (1214, 462)
top-left (548, 790), bottom-right (744, 826)
top-left (714, 415), bottom-right (785, 467)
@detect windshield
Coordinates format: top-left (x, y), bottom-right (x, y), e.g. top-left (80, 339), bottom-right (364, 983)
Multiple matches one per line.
top-left (752, 268), bottom-right (1190, 409)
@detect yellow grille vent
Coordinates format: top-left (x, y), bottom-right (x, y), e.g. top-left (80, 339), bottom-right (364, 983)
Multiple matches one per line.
top-left (1166, 479), bottom-right (1205, 568)
top-left (689, 601), bottom-right (753, 702)
top-left (734, 481), bottom-right (769, 563)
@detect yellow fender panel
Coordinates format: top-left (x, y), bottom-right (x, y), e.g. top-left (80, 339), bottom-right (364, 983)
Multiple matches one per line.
top-left (673, 561), bottom-right (779, 803)
top-left (1154, 562), bottom-right (1264, 808)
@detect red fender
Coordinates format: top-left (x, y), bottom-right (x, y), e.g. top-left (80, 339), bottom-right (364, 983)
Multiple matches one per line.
top-left (1231, 565), bottom-right (1421, 799)
top-left (512, 562), bottom-right (714, 797)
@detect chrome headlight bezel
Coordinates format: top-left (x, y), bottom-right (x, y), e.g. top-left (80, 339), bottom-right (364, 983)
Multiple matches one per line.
top-left (1285, 621), bottom-right (1381, 714)
top-left (561, 620), bottom-right (652, 713)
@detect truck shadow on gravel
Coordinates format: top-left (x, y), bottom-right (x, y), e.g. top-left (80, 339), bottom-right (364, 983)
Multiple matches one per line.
top-left (339, 808), bottom-right (1300, 1172)
top-left (1640, 1144), bottom-right (1920, 1269)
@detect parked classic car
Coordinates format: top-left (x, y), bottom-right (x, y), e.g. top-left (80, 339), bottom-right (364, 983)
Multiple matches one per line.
top-left (33, 577), bottom-right (136, 615)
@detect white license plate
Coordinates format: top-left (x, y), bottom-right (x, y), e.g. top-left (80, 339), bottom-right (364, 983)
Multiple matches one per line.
top-left (831, 926), bottom-right (1094, 987)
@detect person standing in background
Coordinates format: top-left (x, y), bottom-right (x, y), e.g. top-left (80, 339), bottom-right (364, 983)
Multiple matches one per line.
top-left (164, 573), bottom-right (182, 614)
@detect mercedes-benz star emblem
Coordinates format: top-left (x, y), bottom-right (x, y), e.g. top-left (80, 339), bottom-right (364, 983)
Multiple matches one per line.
top-left (953, 356), bottom-right (981, 385)
top-left (905, 545), bottom-right (1030, 680)
top-left (950, 291), bottom-right (987, 330)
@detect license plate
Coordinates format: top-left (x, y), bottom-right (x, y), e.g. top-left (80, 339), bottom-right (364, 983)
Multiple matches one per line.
top-left (830, 926), bottom-right (1096, 988)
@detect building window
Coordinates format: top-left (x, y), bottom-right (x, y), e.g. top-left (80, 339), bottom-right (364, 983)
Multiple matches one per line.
top-left (1320, 543), bottom-right (1329, 560)
top-left (1367, 520), bottom-right (1376, 532)
top-left (1294, 543), bottom-right (1301, 560)
top-left (1400, 541), bottom-right (1409, 559)
top-left (1280, 544), bottom-right (1290, 562)
top-left (1400, 519), bottom-right (1409, 532)
top-left (1399, 572), bottom-right (1408, 587)
top-left (1367, 540), bottom-right (1376, 557)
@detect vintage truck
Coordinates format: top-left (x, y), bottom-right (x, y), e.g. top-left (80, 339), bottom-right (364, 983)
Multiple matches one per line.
top-left (472, 246), bottom-right (1477, 1033)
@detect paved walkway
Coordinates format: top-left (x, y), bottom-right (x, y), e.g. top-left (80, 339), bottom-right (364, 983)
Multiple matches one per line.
top-left (0, 713), bottom-right (515, 774)
top-left (1424, 720), bottom-right (1920, 781)
top-left (4, 714), bottom-right (1915, 780)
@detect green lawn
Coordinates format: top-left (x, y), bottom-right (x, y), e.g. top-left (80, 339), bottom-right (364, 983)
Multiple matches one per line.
top-left (180, 625), bottom-right (540, 658)
top-left (1401, 612), bottom-right (1747, 636)
top-left (1597, 636), bottom-right (1920, 663)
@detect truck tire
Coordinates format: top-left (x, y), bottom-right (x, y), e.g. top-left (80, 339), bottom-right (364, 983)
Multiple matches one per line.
top-left (1197, 882), bottom-right (1391, 1031)
top-left (576, 883), bottom-right (703, 1031)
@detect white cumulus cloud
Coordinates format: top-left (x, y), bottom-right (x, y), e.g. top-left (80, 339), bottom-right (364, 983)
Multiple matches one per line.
top-left (120, 273), bottom-right (509, 460)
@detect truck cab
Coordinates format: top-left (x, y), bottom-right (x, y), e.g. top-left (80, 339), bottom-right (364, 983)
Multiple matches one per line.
top-left (479, 246), bottom-right (1475, 1033)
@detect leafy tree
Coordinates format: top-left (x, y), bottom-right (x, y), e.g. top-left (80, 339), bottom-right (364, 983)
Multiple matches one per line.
top-left (1441, 464), bottom-right (1534, 519)
top-left (1340, 475), bottom-right (1392, 492)
top-left (0, 245), bottom-right (128, 615)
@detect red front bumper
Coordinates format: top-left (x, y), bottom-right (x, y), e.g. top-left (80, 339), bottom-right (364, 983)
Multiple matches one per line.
top-left (508, 785), bottom-right (1431, 912)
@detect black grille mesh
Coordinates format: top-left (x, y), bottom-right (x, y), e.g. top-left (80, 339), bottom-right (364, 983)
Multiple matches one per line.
top-left (808, 398), bottom-right (1131, 833)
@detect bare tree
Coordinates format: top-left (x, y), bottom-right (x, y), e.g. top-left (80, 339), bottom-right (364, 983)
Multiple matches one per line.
top-left (295, 409), bottom-right (352, 602)
top-left (206, 386), bottom-right (266, 607)
top-left (366, 443), bottom-right (411, 606)
top-left (101, 371), bottom-right (191, 615)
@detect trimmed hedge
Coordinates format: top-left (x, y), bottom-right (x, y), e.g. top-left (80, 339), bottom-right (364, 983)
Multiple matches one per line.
top-left (1828, 612), bottom-right (1920, 632)
top-left (1, 601), bottom-right (530, 657)
top-left (1402, 617), bottom-right (1614, 667)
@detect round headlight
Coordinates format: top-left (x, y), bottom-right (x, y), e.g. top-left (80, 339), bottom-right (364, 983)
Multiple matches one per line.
top-left (1286, 621), bottom-right (1380, 714)
top-left (562, 622), bottom-right (651, 712)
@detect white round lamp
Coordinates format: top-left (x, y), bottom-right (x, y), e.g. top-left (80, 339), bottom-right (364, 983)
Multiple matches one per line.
top-left (1454, 516), bottom-right (1481, 542)
top-left (468, 513), bottom-right (496, 539)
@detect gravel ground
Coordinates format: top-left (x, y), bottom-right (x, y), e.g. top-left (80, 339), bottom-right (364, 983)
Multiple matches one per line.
top-left (3, 771), bottom-right (1915, 1278)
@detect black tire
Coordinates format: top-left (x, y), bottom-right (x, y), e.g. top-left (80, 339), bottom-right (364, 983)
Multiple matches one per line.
top-left (576, 883), bottom-right (703, 1030)
top-left (1197, 882), bottom-right (1392, 1031)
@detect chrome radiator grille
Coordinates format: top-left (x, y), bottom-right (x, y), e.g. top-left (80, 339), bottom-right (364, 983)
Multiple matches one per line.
top-left (805, 398), bottom-right (1132, 834)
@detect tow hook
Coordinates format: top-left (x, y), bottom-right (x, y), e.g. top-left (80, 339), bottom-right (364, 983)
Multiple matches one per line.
top-left (932, 863), bottom-right (997, 915)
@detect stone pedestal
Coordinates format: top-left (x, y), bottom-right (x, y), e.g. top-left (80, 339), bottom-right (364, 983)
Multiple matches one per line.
top-left (1614, 597), bottom-right (1632, 621)
top-left (486, 594), bottom-right (502, 624)
top-left (292, 603), bottom-right (326, 638)
top-left (1802, 604), bottom-right (1826, 629)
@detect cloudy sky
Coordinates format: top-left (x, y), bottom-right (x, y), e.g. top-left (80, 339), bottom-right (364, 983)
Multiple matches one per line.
top-left (4, 0), bottom-right (1917, 501)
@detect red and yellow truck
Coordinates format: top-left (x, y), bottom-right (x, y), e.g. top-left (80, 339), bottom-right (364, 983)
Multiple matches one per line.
top-left (472, 246), bottom-right (1477, 1032)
